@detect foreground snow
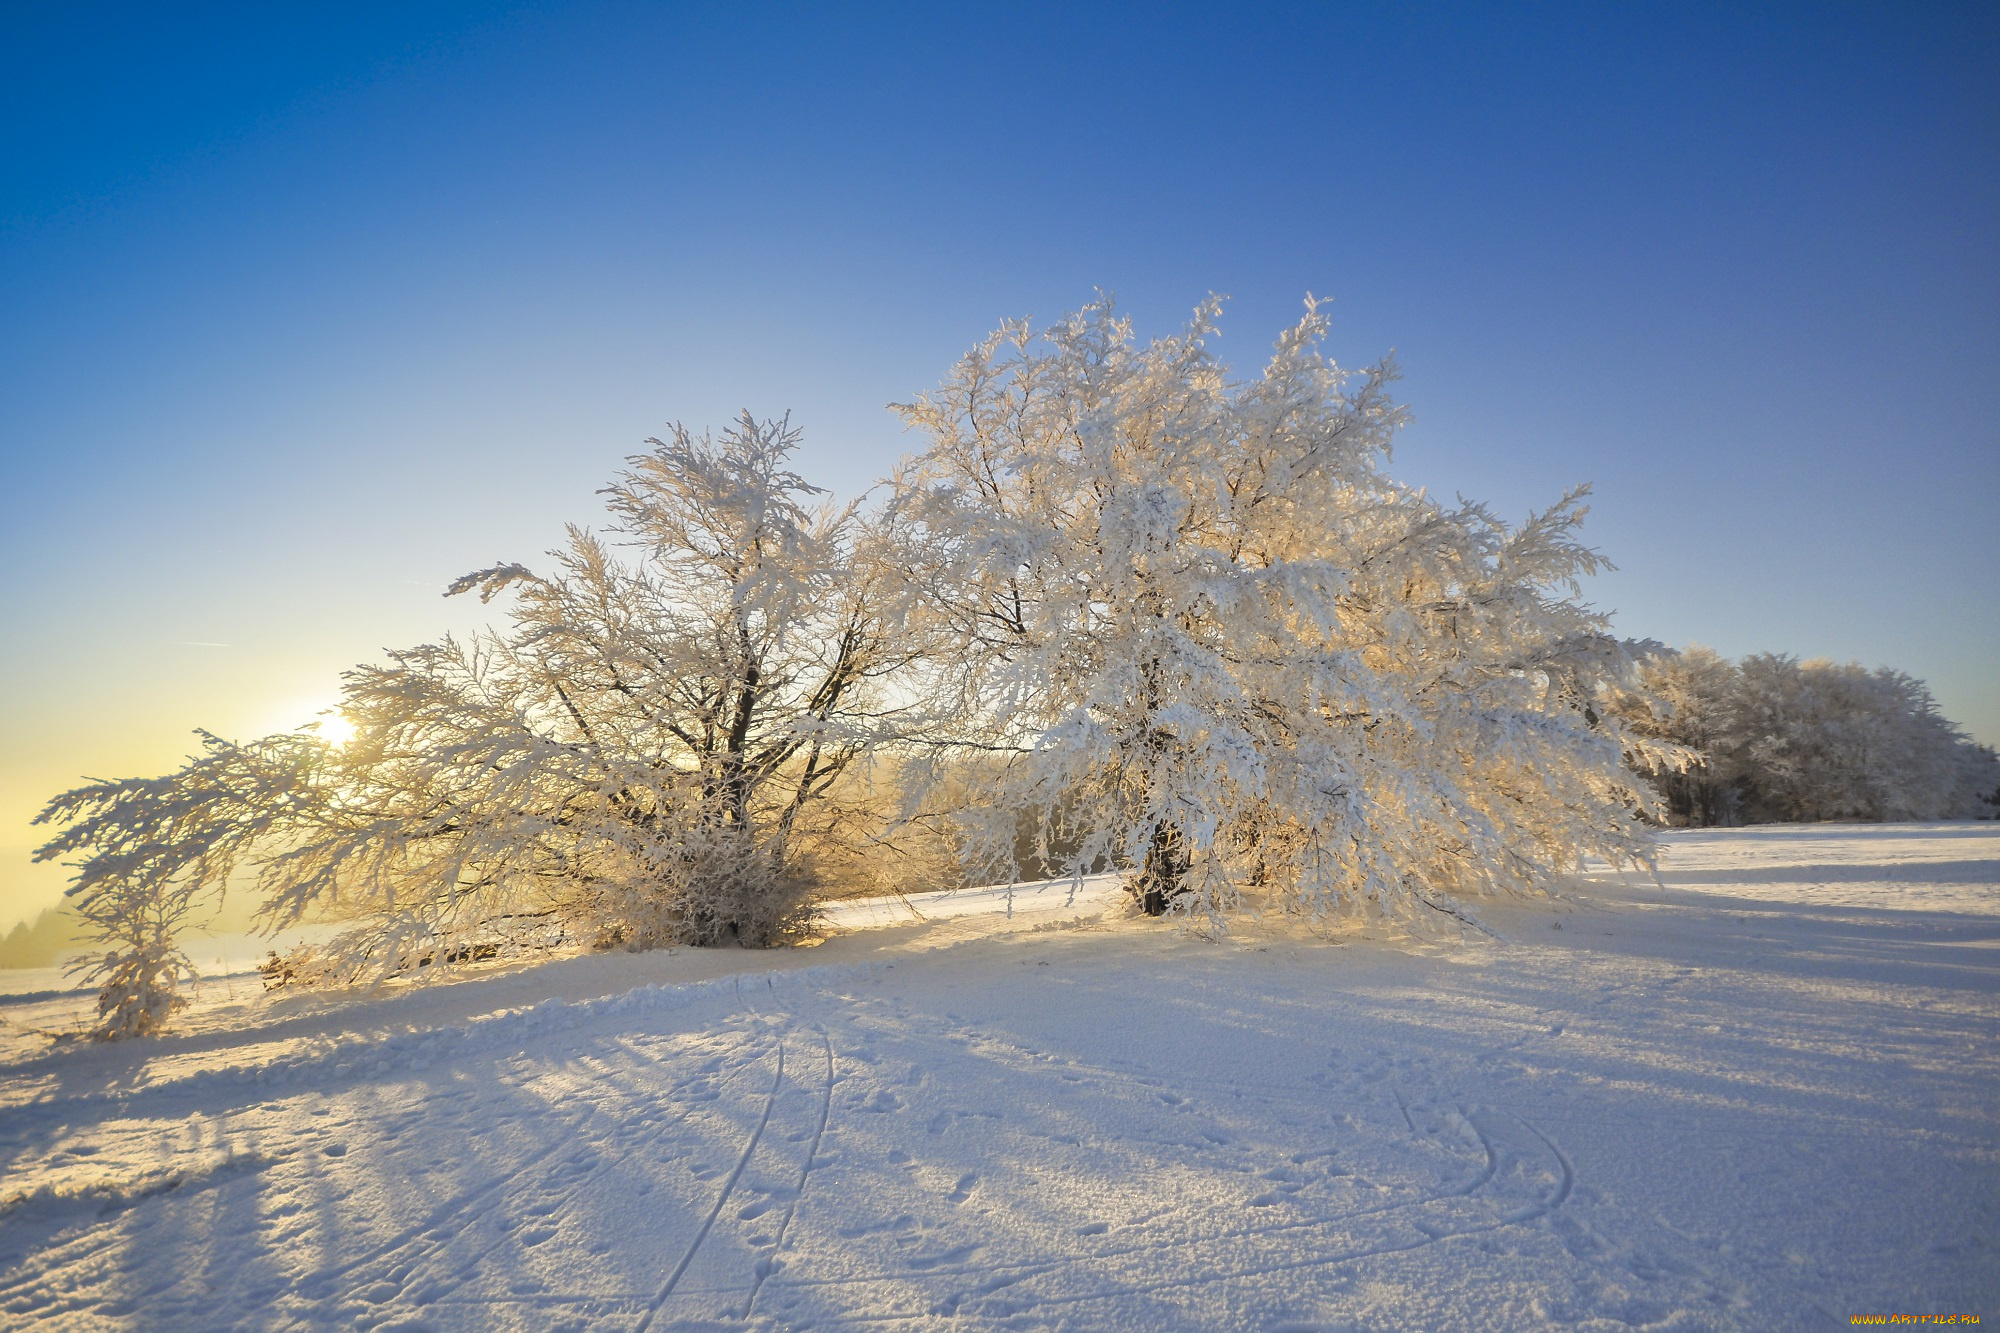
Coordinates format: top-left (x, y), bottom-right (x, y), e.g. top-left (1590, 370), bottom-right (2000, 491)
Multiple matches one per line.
top-left (1, 826), bottom-right (1995, 1330)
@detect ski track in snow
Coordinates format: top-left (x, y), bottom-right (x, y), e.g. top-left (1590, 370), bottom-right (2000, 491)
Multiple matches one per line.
top-left (1, 823), bottom-right (1996, 1330)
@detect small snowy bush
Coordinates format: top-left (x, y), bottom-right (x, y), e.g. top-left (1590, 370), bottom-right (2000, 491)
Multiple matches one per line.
top-left (76, 936), bottom-right (195, 1039)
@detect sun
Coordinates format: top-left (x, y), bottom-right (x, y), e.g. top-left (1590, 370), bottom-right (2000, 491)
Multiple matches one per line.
top-left (317, 711), bottom-right (357, 748)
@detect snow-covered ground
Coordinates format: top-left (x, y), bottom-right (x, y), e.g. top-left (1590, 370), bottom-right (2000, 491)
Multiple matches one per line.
top-left (2, 824), bottom-right (1995, 1330)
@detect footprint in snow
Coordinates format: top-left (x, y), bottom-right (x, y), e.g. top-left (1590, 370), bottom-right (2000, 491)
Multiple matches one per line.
top-left (907, 1242), bottom-right (982, 1270)
top-left (835, 1212), bottom-right (916, 1238)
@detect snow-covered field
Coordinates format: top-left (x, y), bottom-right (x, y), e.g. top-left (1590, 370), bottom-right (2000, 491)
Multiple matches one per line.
top-left (2, 824), bottom-right (1995, 1330)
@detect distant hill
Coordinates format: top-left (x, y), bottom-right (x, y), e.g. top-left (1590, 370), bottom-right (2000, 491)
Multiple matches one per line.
top-left (2, 893), bottom-right (275, 970)
top-left (0, 907), bottom-right (83, 969)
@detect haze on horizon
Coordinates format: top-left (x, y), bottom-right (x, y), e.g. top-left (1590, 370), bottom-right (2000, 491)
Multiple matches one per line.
top-left (2, 1), bottom-right (1995, 930)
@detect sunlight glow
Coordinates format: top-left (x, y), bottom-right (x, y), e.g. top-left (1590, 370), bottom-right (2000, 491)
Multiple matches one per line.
top-left (317, 712), bottom-right (356, 749)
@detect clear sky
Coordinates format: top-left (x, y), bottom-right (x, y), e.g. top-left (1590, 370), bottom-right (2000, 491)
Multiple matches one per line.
top-left (4, 1), bottom-right (1996, 928)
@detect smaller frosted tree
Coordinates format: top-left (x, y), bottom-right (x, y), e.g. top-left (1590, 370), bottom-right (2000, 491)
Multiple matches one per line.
top-left (34, 413), bottom-right (930, 1005)
top-left (1732, 654), bottom-right (1995, 822)
top-left (33, 732), bottom-right (328, 1038)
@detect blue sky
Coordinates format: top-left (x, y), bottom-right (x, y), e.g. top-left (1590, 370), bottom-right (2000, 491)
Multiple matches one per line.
top-left (3, 1), bottom-right (1996, 925)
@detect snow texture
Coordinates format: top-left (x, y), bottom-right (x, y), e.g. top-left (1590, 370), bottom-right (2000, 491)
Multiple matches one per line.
top-left (2, 823), bottom-right (1995, 1330)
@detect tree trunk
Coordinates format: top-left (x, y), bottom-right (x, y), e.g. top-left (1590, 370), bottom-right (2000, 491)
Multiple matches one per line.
top-left (1135, 819), bottom-right (1189, 916)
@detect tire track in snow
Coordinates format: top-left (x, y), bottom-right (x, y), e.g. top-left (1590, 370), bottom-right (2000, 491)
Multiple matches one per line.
top-left (739, 1023), bottom-right (836, 1323)
top-left (321, 1027), bottom-right (766, 1315)
top-left (0, 1019), bottom-right (766, 1326)
top-left (1509, 1114), bottom-right (1574, 1217)
top-left (633, 975), bottom-right (848, 1325)
top-left (1443, 1105), bottom-right (1501, 1197)
top-left (1392, 1082), bottom-right (1418, 1133)
top-left (770, 1101), bottom-right (1574, 1320)
top-left (293, 1028), bottom-right (758, 1294)
top-left (636, 1026), bottom-right (788, 1331)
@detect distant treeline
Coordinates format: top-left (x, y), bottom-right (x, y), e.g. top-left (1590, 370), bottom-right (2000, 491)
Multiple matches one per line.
top-left (0, 907), bottom-right (82, 970)
top-left (1612, 648), bottom-right (2000, 827)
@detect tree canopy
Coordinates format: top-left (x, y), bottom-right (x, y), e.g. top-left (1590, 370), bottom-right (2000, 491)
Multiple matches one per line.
top-left (885, 297), bottom-right (1673, 924)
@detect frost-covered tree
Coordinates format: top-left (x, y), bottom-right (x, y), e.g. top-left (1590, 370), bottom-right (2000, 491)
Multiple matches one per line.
top-left (35, 297), bottom-right (1736, 1029)
top-left (1607, 647), bottom-right (1998, 825)
top-left (886, 296), bottom-right (1675, 925)
top-left (33, 732), bottom-right (328, 1037)
top-left (35, 414), bottom-right (931, 998)
top-left (1607, 645), bottom-right (1745, 826)
top-left (1731, 654), bottom-right (1995, 823)
top-left (302, 411), bottom-right (921, 957)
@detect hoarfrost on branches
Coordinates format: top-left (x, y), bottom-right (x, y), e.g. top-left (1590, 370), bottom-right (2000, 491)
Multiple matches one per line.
top-left (35, 293), bottom-right (1754, 1036)
top-left (33, 731), bottom-right (328, 1037)
top-left (1612, 648), bottom-right (2000, 825)
top-left (886, 296), bottom-right (1678, 925)
top-left (36, 414), bottom-right (938, 1000)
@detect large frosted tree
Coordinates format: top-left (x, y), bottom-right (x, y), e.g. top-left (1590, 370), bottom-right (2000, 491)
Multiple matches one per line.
top-left (887, 297), bottom-right (1674, 923)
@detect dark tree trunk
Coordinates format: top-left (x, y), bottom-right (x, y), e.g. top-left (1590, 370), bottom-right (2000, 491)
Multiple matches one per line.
top-left (1135, 820), bottom-right (1190, 916)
